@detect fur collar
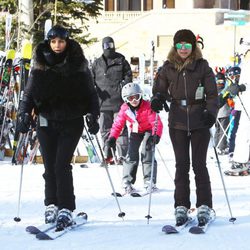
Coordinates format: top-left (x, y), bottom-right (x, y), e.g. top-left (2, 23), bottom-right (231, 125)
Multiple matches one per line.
top-left (167, 46), bottom-right (203, 72)
top-left (32, 39), bottom-right (88, 72)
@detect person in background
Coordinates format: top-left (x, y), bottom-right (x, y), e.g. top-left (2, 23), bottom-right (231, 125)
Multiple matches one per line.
top-left (224, 59), bottom-right (248, 176)
top-left (18, 25), bottom-right (100, 231)
top-left (106, 83), bottom-right (163, 194)
top-left (214, 68), bottom-right (231, 155)
top-left (225, 66), bottom-right (242, 161)
top-left (91, 36), bottom-right (132, 165)
top-left (151, 29), bottom-right (218, 226)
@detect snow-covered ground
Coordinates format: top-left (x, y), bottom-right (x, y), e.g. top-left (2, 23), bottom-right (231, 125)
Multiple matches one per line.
top-left (1, 112), bottom-right (250, 250)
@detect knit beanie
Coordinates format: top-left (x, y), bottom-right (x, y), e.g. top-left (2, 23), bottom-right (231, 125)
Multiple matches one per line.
top-left (173, 29), bottom-right (197, 51)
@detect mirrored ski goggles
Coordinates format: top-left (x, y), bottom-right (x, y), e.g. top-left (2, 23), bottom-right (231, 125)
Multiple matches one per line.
top-left (175, 43), bottom-right (192, 50)
top-left (103, 42), bottom-right (115, 50)
top-left (126, 93), bottom-right (142, 102)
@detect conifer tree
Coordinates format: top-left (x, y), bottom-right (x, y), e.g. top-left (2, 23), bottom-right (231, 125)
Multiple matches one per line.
top-left (0, 0), bottom-right (102, 50)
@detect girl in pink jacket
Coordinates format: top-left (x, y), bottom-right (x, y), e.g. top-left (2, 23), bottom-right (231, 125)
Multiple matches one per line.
top-left (106, 83), bottom-right (163, 194)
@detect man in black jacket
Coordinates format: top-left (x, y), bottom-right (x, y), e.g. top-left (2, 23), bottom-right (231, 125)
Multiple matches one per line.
top-left (92, 36), bottom-right (132, 164)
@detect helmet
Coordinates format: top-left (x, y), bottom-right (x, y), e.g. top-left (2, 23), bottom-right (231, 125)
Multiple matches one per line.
top-left (47, 25), bottom-right (69, 41)
top-left (227, 66), bottom-right (241, 77)
top-left (122, 83), bottom-right (142, 103)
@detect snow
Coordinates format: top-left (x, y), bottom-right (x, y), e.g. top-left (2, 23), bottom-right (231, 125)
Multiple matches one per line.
top-left (1, 112), bottom-right (250, 250)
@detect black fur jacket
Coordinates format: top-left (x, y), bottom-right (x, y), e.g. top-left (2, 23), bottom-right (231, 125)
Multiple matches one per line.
top-left (20, 39), bottom-right (99, 121)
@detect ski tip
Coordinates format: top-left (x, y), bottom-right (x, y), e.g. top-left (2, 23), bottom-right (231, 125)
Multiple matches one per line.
top-left (80, 164), bottom-right (88, 168)
top-left (6, 49), bottom-right (15, 60)
top-left (21, 41), bottom-right (32, 59)
top-left (76, 212), bottom-right (88, 220)
top-left (26, 226), bottom-right (40, 234)
top-left (111, 192), bottom-right (122, 197)
top-left (36, 232), bottom-right (53, 240)
top-left (162, 225), bottom-right (178, 234)
top-left (189, 226), bottom-right (205, 234)
top-left (130, 192), bottom-right (142, 197)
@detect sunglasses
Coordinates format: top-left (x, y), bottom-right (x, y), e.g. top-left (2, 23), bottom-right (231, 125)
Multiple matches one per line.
top-left (126, 94), bottom-right (141, 102)
top-left (175, 43), bottom-right (192, 50)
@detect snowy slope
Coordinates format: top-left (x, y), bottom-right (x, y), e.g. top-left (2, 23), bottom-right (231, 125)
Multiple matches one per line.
top-left (1, 112), bottom-right (250, 250)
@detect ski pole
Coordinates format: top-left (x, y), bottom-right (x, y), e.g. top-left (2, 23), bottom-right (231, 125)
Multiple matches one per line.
top-left (215, 116), bottom-right (234, 149)
top-left (83, 123), bottom-right (101, 163)
top-left (237, 94), bottom-right (250, 121)
top-left (13, 132), bottom-right (29, 222)
top-left (94, 134), bottom-right (125, 219)
top-left (110, 147), bottom-right (122, 180)
top-left (155, 146), bottom-right (174, 182)
top-left (145, 113), bottom-right (158, 224)
top-left (210, 129), bottom-right (236, 223)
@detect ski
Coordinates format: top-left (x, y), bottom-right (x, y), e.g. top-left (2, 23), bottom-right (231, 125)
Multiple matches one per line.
top-left (224, 169), bottom-right (249, 176)
top-left (12, 40), bottom-right (32, 165)
top-left (162, 216), bottom-right (195, 234)
top-left (111, 187), bottom-right (141, 197)
top-left (26, 223), bottom-right (56, 235)
top-left (111, 192), bottom-right (124, 197)
top-left (35, 212), bottom-right (88, 240)
top-left (130, 188), bottom-right (160, 197)
top-left (189, 210), bottom-right (216, 234)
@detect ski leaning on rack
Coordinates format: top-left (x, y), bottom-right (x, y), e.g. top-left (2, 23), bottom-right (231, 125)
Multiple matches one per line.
top-left (189, 211), bottom-right (216, 234)
top-left (26, 212), bottom-right (87, 240)
top-left (162, 208), bottom-right (195, 234)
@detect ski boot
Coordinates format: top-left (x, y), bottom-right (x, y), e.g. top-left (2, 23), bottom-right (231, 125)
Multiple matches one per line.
top-left (44, 204), bottom-right (58, 224)
top-left (224, 162), bottom-right (249, 176)
top-left (175, 206), bottom-right (188, 226)
top-left (55, 208), bottom-right (73, 231)
top-left (197, 205), bottom-right (211, 226)
top-left (144, 182), bottom-right (158, 193)
top-left (124, 183), bottom-right (136, 194)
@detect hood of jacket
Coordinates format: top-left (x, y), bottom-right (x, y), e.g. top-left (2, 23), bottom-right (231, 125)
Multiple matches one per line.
top-left (32, 39), bottom-right (88, 73)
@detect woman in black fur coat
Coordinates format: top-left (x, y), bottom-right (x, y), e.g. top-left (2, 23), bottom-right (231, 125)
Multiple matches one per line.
top-left (18, 25), bottom-right (100, 230)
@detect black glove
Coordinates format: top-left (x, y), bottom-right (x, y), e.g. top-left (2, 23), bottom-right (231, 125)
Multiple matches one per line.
top-left (227, 83), bottom-right (240, 96)
top-left (106, 137), bottom-right (116, 150)
top-left (201, 110), bottom-right (216, 128)
top-left (151, 93), bottom-right (169, 113)
top-left (86, 113), bottom-right (99, 135)
top-left (146, 135), bottom-right (160, 151)
top-left (151, 95), bottom-right (164, 113)
top-left (239, 84), bottom-right (246, 92)
top-left (104, 137), bottom-right (116, 160)
top-left (17, 113), bottom-right (31, 133)
top-left (227, 83), bottom-right (246, 96)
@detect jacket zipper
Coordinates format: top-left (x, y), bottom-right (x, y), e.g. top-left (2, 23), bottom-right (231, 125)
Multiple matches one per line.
top-left (183, 71), bottom-right (190, 136)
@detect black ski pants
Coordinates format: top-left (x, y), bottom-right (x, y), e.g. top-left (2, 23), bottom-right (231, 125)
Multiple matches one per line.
top-left (37, 117), bottom-right (84, 211)
top-left (169, 127), bottom-right (212, 209)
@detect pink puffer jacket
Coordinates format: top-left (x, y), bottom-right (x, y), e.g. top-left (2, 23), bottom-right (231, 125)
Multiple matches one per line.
top-left (110, 100), bottom-right (163, 139)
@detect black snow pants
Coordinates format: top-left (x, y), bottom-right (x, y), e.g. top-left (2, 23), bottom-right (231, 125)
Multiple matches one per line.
top-left (37, 117), bottom-right (84, 211)
top-left (169, 127), bottom-right (212, 209)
